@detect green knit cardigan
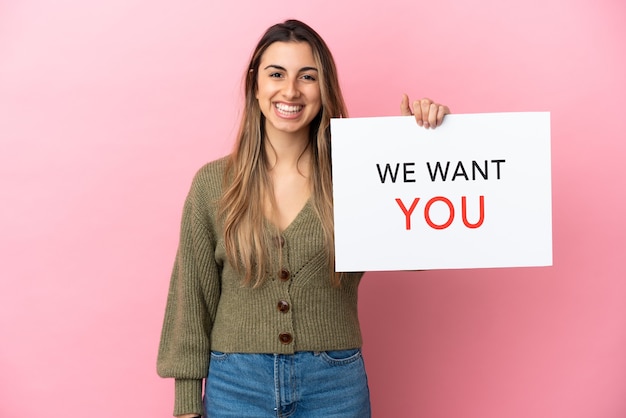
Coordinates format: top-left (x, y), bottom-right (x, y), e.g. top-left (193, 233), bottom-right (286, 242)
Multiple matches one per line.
top-left (157, 158), bottom-right (364, 416)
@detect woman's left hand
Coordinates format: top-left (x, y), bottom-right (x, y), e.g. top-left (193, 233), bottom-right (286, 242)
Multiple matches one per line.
top-left (401, 94), bottom-right (450, 129)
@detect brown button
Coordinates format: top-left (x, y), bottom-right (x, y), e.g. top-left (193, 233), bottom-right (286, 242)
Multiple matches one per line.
top-left (277, 300), bottom-right (290, 313)
top-left (274, 236), bottom-right (285, 248)
top-left (279, 333), bottom-right (293, 344)
top-left (278, 268), bottom-right (290, 281)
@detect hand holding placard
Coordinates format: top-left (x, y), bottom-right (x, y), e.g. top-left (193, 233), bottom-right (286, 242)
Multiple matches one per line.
top-left (400, 94), bottom-right (450, 129)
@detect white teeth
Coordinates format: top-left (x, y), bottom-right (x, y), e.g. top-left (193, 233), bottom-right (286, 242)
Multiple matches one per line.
top-left (275, 103), bottom-right (303, 113)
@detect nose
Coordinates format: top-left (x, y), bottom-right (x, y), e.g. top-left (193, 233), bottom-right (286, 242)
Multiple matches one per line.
top-left (282, 78), bottom-right (300, 99)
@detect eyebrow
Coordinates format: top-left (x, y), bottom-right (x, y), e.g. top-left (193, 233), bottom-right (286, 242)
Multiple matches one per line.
top-left (263, 64), bottom-right (318, 72)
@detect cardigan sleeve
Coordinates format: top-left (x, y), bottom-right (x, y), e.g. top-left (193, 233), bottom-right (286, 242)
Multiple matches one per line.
top-left (157, 172), bottom-right (222, 416)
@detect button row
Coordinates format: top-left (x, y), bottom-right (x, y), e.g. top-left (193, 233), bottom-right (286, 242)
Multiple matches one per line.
top-left (275, 237), bottom-right (290, 346)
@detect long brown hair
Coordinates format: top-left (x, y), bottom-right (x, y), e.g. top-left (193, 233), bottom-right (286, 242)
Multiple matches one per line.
top-left (219, 19), bottom-right (347, 287)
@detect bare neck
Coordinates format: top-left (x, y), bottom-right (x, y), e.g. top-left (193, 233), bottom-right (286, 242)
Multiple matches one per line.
top-left (264, 130), bottom-right (311, 171)
top-left (263, 130), bottom-right (313, 230)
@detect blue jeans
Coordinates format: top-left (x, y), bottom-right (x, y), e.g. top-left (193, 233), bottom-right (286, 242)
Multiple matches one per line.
top-left (204, 349), bottom-right (371, 418)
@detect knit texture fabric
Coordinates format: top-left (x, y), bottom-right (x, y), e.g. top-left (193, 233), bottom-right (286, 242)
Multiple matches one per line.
top-left (157, 158), bottom-right (364, 416)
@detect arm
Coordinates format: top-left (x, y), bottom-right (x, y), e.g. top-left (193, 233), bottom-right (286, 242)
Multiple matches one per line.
top-left (401, 94), bottom-right (450, 128)
top-left (157, 169), bottom-right (222, 417)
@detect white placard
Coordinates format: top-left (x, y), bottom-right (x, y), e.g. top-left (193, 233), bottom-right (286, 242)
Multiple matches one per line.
top-left (331, 112), bottom-right (552, 272)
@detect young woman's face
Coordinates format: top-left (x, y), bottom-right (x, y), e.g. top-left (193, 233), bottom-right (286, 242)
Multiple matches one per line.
top-left (256, 41), bottom-right (322, 140)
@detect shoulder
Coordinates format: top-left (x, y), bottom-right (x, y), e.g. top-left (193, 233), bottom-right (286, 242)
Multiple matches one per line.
top-left (188, 156), bottom-right (231, 200)
top-left (193, 156), bottom-right (230, 185)
top-left (181, 156), bottom-right (231, 224)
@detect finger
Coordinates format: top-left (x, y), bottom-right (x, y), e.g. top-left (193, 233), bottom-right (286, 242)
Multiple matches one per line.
top-left (400, 94), bottom-right (412, 116)
top-left (413, 100), bottom-right (423, 126)
top-left (420, 99), bottom-right (432, 128)
top-left (435, 105), bottom-right (450, 127)
top-left (427, 103), bottom-right (439, 129)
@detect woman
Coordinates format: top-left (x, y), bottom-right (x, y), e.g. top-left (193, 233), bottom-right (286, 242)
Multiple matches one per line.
top-left (158, 19), bottom-right (449, 418)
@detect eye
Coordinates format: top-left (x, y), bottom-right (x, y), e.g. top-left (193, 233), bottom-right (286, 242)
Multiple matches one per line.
top-left (301, 74), bottom-right (317, 81)
top-left (269, 72), bottom-right (284, 78)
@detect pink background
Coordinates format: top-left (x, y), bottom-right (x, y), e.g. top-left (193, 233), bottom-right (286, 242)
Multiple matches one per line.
top-left (1, 1), bottom-right (624, 417)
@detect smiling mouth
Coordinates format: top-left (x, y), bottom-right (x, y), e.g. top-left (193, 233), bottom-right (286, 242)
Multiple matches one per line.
top-left (275, 103), bottom-right (303, 116)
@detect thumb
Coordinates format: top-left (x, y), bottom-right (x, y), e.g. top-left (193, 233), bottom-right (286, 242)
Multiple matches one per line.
top-left (400, 93), bottom-right (412, 116)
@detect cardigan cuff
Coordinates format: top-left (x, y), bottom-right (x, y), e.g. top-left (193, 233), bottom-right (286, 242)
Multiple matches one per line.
top-left (173, 379), bottom-right (204, 416)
